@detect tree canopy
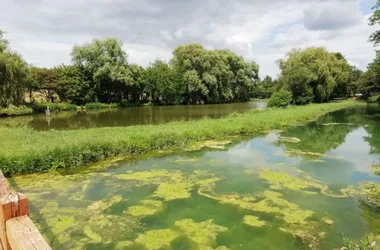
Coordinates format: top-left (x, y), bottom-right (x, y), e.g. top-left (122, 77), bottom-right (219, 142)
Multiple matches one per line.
top-left (277, 47), bottom-right (351, 105)
top-left (0, 30), bottom-right (29, 107)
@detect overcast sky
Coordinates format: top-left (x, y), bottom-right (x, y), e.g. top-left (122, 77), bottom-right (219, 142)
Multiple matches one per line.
top-left (0, 0), bottom-right (377, 78)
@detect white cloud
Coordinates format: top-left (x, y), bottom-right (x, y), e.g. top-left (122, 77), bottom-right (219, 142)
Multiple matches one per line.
top-left (0, 0), bottom-right (377, 78)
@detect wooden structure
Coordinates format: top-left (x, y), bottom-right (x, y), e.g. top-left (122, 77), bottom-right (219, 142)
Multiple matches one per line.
top-left (0, 171), bottom-right (51, 250)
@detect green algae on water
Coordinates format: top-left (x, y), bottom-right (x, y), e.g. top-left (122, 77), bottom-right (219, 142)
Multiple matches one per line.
top-left (279, 136), bottom-right (301, 143)
top-left (186, 140), bottom-right (232, 151)
top-left (243, 215), bottom-right (267, 227)
top-left (175, 219), bottom-right (227, 246)
top-left (126, 200), bottom-right (164, 217)
top-left (135, 229), bottom-right (179, 250)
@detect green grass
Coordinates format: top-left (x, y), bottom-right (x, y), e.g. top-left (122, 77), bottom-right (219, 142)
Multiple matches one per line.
top-left (0, 101), bottom-right (364, 176)
top-left (0, 105), bottom-right (33, 116)
top-left (368, 95), bottom-right (380, 103)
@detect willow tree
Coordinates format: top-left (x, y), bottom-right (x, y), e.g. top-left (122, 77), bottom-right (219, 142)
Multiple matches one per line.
top-left (278, 47), bottom-right (351, 105)
top-left (71, 38), bottom-right (133, 103)
top-left (171, 44), bottom-right (259, 104)
top-left (0, 30), bottom-right (29, 107)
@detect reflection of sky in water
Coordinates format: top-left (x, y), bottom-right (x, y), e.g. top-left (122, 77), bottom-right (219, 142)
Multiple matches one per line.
top-left (203, 132), bottom-right (301, 170)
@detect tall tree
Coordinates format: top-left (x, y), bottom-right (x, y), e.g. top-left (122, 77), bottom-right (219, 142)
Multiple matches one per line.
top-left (71, 38), bottom-right (132, 103)
top-left (0, 30), bottom-right (29, 107)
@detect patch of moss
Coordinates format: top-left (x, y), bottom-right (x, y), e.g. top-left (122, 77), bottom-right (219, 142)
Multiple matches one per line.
top-left (175, 219), bottom-right (227, 246)
top-left (279, 136), bottom-right (301, 143)
top-left (126, 200), bottom-right (164, 217)
top-left (135, 229), bottom-right (179, 250)
top-left (243, 215), bottom-right (267, 227)
top-left (285, 149), bottom-right (326, 158)
top-left (172, 158), bottom-right (199, 163)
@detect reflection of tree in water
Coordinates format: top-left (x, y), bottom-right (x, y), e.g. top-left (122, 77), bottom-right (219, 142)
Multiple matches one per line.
top-left (0, 115), bottom-right (33, 128)
top-left (364, 121), bottom-right (380, 155)
top-left (278, 113), bottom-right (355, 154)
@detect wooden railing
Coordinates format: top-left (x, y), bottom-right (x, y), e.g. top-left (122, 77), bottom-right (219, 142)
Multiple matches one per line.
top-left (0, 171), bottom-right (51, 250)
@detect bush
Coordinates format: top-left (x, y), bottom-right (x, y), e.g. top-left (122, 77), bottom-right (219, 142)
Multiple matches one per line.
top-left (267, 90), bottom-right (292, 108)
top-left (0, 105), bottom-right (33, 116)
top-left (84, 102), bottom-right (117, 109)
top-left (31, 103), bottom-right (78, 113)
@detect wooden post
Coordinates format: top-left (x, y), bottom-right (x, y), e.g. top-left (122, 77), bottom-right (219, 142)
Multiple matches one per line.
top-left (0, 193), bottom-right (28, 250)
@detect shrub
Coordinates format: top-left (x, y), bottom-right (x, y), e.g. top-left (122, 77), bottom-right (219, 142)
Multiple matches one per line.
top-left (268, 90), bottom-right (292, 108)
top-left (84, 102), bottom-right (117, 109)
top-left (0, 105), bottom-right (33, 116)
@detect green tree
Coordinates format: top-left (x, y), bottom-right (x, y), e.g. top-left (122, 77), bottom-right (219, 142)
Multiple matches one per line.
top-left (369, 1), bottom-right (380, 45)
top-left (278, 47), bottom-right (351, 105)
top-left (145, 59), bottom-right (183, 104)
top-left (55, 65), bottom-right (92, 105)
top-left (171, 44), bottom-right (259, 104)
top-left (0, 30), bottom-right (29, 107)
top-left (28, 67), bottom-right (60, 102)
top-left (71, 38), bottom-right (132, 103)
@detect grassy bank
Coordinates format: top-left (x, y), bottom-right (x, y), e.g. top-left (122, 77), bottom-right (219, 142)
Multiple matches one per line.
top-left (0, 105), bottom-right (33, 117)
top-left (0, 101), bottom-right (364, 176)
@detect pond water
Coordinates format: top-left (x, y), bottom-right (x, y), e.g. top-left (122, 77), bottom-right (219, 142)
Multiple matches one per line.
top-left (8, 104), bottom-right (380, 250)
top-left (0, 101), bottom-right (266, 131)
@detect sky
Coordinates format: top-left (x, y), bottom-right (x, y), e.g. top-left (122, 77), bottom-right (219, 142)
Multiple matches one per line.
top-left (0, 0), bottom-right (378, 78)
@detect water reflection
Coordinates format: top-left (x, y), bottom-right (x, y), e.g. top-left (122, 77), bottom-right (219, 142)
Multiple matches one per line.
top-left (0, 101), bottom-right (266, 131)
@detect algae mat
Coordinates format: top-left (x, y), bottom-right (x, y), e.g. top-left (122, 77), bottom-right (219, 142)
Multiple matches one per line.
top-left (9, 105), bottom-right (380, 250)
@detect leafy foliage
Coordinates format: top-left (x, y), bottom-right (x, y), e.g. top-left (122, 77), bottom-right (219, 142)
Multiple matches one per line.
top-left (267, 90), bottom-right (292, 108)
top-left (278, 47), bottom-right (351, 105)
top-left (369, 1), bottom-right (380, 45)
top-left (0, 30), bottom-right (29, 107)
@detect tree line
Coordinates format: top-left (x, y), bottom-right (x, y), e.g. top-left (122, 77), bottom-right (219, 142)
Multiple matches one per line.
top-left (1, 0), bottom-right (380, 110)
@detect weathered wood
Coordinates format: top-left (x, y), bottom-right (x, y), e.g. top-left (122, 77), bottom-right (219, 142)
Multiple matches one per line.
top-left (0, 193), bottom-right (28, 250)
top-left (6, 216), bottom-right (51, 250)
top-left (0, 172), bottom-right (11, 198)
top-left (0, 170), bottom-right (51, 250)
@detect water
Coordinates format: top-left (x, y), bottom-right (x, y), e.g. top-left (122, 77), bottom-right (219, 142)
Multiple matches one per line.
top-left (0, 101), bottom-right (266, 131)
top-left (9, 104), bottom-right (380, 250)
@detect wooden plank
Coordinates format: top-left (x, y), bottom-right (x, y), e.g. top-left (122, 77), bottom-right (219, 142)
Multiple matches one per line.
top-left (6, 216), bottom-right (51, 250)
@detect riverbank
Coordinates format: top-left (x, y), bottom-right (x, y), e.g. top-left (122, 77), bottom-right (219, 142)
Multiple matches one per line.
top-left (0, 100), bottom-right (365, 176)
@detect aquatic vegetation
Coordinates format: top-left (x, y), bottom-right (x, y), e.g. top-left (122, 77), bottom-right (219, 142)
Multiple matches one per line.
top-left (87, 195), bottom-right (122, 215)
top-left (343, 234), bottom-right (379, 250)
top-left (285, 149), bottom-right (326, 158)
top-left (155, 183), bottom-right (192, 201)
top-left (84, 214), bottom-right (141, 244)
top-left (279, 223), bottom-right (322, 250)
top-left (175, 219), bottom-right (227, 246)
top-left (243, 215), bottom-right (267, 227)
top-left (116, 169), bottom-right (222, 201)
top-left (126, 200), bottom-right (163, 217)
top-left (343, 182), bottom-right (380, 210)
top-left (186, 140), bottom-right (232, 151)
top-left (135, 229), bottom-right (180, 250)
top-left (321, 123), bottom-right (354, 126)
top-left (258, 169), bottom-right (325, 194)
top-left (322, 217), bottom-right (334, 225)
top-left (279, 136), bottom-right (301, 143)
top-left (372, 163), bottom-right (380, 175)
top-left (0, 101), bottom-right (363, 175)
